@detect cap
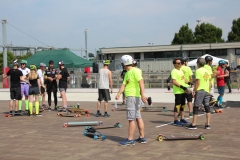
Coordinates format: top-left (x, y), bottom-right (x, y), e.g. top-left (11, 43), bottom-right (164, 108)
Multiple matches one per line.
top-left (20, 60), bottom-right (27, 64)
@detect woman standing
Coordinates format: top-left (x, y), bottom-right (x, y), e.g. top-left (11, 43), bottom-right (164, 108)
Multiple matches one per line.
top-left (28, 64), bottom-right (42, 116)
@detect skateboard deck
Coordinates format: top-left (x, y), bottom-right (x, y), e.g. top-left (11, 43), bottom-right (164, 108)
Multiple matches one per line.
top-left (67, 108), bottom-right (90, 115)
top-left (85, 122), bottom-right (122, 130)
top-left (63, 120), bottom-right (104, 127)
top-left (83, 127), bottom-right (106, 140)
top-left (57, 112), bottom-right (81, 118)
top-left (5, 113), bottom-right (25, 117)
top-left (140, 106), bottom-right (168, 112)
top-left (157, 132), bottom-right (205, 141)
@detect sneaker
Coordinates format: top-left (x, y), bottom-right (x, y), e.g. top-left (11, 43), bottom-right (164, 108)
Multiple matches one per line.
top-left (189, 112), bottom-right (193, 118)
top-left (135, 137), bottom-right (147, 144)
top-left (103, 113), bottom-right (110, 118)
top-left (205, 125), bottom-right (210, 130)
top-left (47, 107), bottom-right (52, 111)
top-left (180, 119), bottom-right (190, 124)
top-left (42, 104), bottom-right (47, 107)
top-left (186, 124), bottom-right (197, 130)
top-left (173, 120), bottom-right (182, 126)
top-left (54, 107), bottom-right (58, 111)
top-left (36, 114), bottom-right (42, 116)
top-left (119, 139), bottom-right (135, 146)
top-left (18, 110), bottom-right (22, 114)
top-left (96, 112), bottom-right (102, 117)
top-left (122, 101), bottom-right (126, 105)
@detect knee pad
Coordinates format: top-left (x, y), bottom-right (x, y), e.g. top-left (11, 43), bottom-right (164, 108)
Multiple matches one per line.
top-left (193, 106), bottom-right (198, 115)
top-left (204, 105), bottom-right (210, 113)
top-left (174, 105), bottom-right (181, 112)
top-left (180, 104), bottom-right (185, 111)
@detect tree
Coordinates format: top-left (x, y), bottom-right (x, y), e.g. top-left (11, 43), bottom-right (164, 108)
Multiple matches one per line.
top-left (227, 18), bottom-right (240, 42)
top-left (171, 23), bottom-right (195, 44)
top-left (194, 23), bottom-right (224, 43)
top-left (0, 51), bottom-right (16, 74)
top-left (16, 52), bottom-right (33, 62)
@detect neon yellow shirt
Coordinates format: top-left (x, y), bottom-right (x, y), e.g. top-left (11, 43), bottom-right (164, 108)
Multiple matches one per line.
top-left (204, 65), bottom-right (214, 83)
top-left (171, 68), bottom-right (188, 94)
top-left (123, 67), bottom-right (143, 97)
top-left (181, 65), bottom-right (193, 82)
top-left (195, 67), bottom-right (211, 93)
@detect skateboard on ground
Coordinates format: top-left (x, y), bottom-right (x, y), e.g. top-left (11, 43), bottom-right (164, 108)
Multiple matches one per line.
top-left (67, 108), bottom-right (90, 116)
top-left (83, 127), bottom-right (107, 140)
top-left (5, 112), bottom-right (27, 117)
top-left (57, 112), bottom-right (82, 118)
top-left (63, 121), bottom-right (121, 128)
top-left (157, 132), bottom-right (205, 141)
top-left (85, 122), bottom-right (122, 130)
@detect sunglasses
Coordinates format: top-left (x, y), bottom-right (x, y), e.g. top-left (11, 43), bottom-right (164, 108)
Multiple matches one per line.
top-left (175, 62), bottom-right (181, 65)
top-left (21, 64), bottom-right (26, 65)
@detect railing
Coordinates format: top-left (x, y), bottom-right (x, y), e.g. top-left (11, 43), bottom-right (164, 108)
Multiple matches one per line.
top-left (1, 71), bottom-right (239, 89)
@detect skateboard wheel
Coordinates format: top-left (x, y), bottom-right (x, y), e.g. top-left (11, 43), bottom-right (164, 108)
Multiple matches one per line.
top-left (116, 123), bottom-right (122, 128)
top-left (158, 135), bottom-right (163, 142)
top-left (83, 130), bottom-right (87, 135)
top-left (163, 108), bottom-right (168, 112)
top-left (93, 135), bottom-right (98, 140)
top-left (63, 123), bottom-right (68, 127)
top-left (101, 135), bottom-right (106, 140)
top-left (200, 135), bottom-right (205, 140)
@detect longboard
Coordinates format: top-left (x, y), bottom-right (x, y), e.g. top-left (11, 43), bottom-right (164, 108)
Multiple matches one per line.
top-left (157, 132), bottom-right (205, 141)
top-left (57, 112), bottom-right (81, 118)
top-left (83, 127), bottom-right (106, 140)
top-left (5, 113), bottom-right (26, 117)
top-left (85, 122), bottom-right (122, 130)
top-left (140, 106), bottom-right (168, 112)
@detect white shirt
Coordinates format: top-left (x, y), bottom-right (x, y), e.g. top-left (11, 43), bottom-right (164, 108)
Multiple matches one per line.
top-left (19, 67), bottom-right (30, 83)
top-left (37, 69), bottom-right (44, 85)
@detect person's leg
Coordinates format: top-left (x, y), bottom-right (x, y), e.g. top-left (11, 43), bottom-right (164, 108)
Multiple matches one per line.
top-left (18, 84), bottom-right (24, 111)
top-left (47, 91), bottom-right (52, 107)
top-left (29, 95), bottom-right (34, 115)
top-left (180, 93), bottom-right (186, 119)
top-left (24, 84), bottom-right (29, 111)
top-left (53, 91), bottom-right (57, 108)
top-left (60, 89), bottom-right (67, 109)
top-left (203, 93), bottom-right (211, 128)
top-left (103, 89), bottom-right (111, 117)
top-left (104, 101), bottom-right (108, 112)
top-left (15, 100), bottom-right (18, 112)
top-left (9, 100), bottom-right (13, 112)
top-left (218, 86), bottom-right (225, 106)
top-left (135, 97), bottom-right (146, 143)
top-left (186, 93), bottom-right (193, 117)
top-left (96, 89), bottom-right (103, 116)
top-left (173, 94), bottom-right (181, 122)
top-left (35, 94), bottom-right (40, 115)
top-left (9, 88), bottom-right (14, 112)
top-left (226, 79), bottom-right (231, 93)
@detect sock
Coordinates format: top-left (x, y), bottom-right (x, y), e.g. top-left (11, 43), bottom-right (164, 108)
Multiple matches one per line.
top-left (219, 97), bottom-right (223, 105)
top-left (217, 96), bottom-right (220, 101)
top-left (35, 102), bottom-right (40, 114)
top-left (38, 96), bottom-right (42, 102)
top-left (105, 111), bottom-right (107, 114)
top-left (29, 102), bottom-right (33, 114)
top-left (18, 100), bottom-right (22, 110)
top-left (25, 100), bottom-right (29, 110)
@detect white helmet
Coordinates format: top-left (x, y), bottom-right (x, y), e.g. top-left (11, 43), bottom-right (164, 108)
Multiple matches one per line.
top-left (121, 55), bottom-right (133, 65)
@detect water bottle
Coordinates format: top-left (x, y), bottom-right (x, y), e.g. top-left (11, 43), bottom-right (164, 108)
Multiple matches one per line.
top-left (114, 102), bottom-right (118, 109)
top-left (77, 103), bottom-right (80, 109)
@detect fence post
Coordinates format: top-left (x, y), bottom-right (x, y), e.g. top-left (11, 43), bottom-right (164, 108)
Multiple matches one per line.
top-left (161, 73), bottom-right (164, 88)
top-left (117, 74), bottom-right (119, 88)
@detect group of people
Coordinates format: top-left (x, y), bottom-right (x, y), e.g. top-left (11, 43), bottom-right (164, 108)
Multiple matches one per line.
top-left (3, 59), bottom-right (70, 116)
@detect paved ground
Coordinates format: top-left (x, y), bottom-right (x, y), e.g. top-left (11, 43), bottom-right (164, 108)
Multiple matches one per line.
top-left (0, 97), bottom-right (240, 160)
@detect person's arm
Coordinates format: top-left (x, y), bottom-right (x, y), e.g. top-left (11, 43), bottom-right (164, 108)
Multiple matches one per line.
top-left (115, 84), bottom-right (125, 100)
top-left (2, 74), bottom-right (8, 79)
top-left (193, 79), bottom-right (200, 97)
top-left (108, 70), bottom-right (113, 93)
top-left (217, 70), bottom-right (228, 78)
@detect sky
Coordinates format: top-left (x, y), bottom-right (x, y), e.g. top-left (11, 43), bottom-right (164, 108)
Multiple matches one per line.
top-left (0, 0), bottom-right (240, 57)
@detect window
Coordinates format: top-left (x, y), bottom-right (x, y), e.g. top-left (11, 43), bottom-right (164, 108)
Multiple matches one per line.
top-left (144, 51), bottom-right (182, 59)
top-left (235, 49), bottom-right (240, 55)
top-left (206, 49), bottom-right (227, 56)
top-left (189, 50), bottom-right (203, 58)
top-left (134, 53), bottom-right (140, 60)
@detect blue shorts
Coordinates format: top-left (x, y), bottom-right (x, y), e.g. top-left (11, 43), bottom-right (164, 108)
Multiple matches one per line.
top-left (217, 86), bottom-right (225, 95)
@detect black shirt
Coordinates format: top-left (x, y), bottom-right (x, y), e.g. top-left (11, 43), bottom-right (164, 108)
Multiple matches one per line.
top-left (121, 70), bottom-right (127, 79)
top-left (59, 68), bottom-right (69, 88)
top-left (45, 68), bottom-right (58, 85)
top-left (7, 69), bottom-right (23, 88)
top-left (29, 76), bottom-right (39, 87)
top-left (224, 66), bottom-right (231, 79)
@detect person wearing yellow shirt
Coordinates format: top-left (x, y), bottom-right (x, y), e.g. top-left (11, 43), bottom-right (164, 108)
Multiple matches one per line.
top-left (186, 58), bottom-right (212, 130)
top-left (171, 58), bottom-right (190, 126)
top-left (204, 56), bottom-right (216, 95)
top-left (181, 57), bottom-right (193, 118)
top-left (116, 55), bottom-right (147, 146)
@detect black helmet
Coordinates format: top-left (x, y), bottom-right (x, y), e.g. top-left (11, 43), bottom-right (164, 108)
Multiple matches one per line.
top-left (182, 57), bottom-right (189, 62)
top-left (205, 56), bottom-right (213, 62)
top-left (49, 60), bottom-right (54, 64)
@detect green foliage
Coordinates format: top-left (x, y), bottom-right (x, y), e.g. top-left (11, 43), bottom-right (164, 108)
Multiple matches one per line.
top-left (194, 23), bottom-right (224, 43)
top-left (171, 23), bottom-right (195, 44)
top-left (227, 18), bottom-right (240, 42)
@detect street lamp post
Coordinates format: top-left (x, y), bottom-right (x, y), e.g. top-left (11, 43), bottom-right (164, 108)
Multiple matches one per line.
top-left (84, 29), bottom-right (88, 60)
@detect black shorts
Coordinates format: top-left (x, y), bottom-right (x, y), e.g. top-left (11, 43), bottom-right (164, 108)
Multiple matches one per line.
top-left (98, 89), bottom-right (111, 101)
top-left (29, 87), bottom-right (40, 95)
top-left (10, 87), bottom-right (21, 100)
top-left (185, 93), bottom-right (193, 102)
top-left (40, 86), bottom-right (46, 94)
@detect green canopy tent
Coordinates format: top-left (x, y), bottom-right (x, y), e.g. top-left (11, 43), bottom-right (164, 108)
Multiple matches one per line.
top-left (12, 50), bottom-right (93, 68)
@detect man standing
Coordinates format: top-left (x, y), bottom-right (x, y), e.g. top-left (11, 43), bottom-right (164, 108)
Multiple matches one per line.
top-left (186, 58), bottom-right (211, 129)
top-left (171, 58), bottom-right (190, 126)
top-left (2, 60), bottom-right (23, 114)
top-left (120, 63), bottom-right (127, 105)
top-left (216, 60), bottom-right (229, 107)
top-left (57, 61), bottom-right (70, 112)
top-left (96, 60), bottom-right (113, 117)
top-left (224, 62), bottom-right (231, 93)
top-left (18, 60), bottom-right (30, 113)
top-left (181, 57), bottom-right (193, 117)
top-left (44, 60), bottom-right (58, 111)
top-left (116, 55), bottom-right (147, 146)
top-left (37, 63), bottom-right (47, 107)
top-left (204, 56), bottom-right (215, 95)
